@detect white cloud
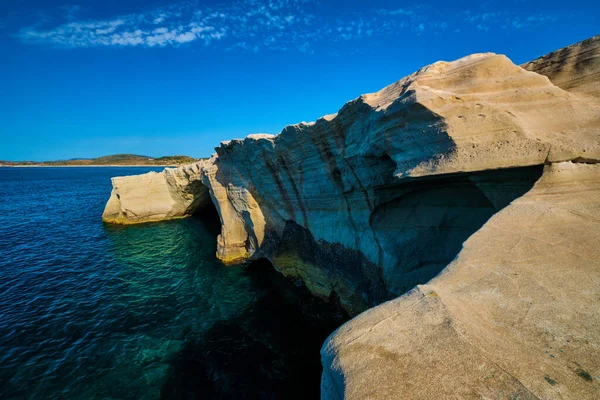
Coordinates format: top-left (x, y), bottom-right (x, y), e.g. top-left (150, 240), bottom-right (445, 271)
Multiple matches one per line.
top-left (176, 31), bottom-right (197, 43)
top-left (110, 31), bottom-right (145, 46)
top-left (378, 9), bottom-right (414, 16)
top-left (464, 12), bottom-right (499, 23)
top-left (17, 1), bottom-right (312, 49)
top-left (15, 1), bottom-right (563, 51)
top-left (462, 10), bottom-right (558, 31)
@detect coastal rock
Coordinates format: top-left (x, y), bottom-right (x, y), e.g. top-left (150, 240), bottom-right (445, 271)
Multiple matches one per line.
top-left (200, 156), bottom-right (269, 265)
top-left (101, 36), bottom-right (600, 398)
top-left (106, 40), bottom-right (600, 312)
top-left (523, 34), bottom-right (600, 99)
top-left (102, 163), bottom-right (212, 224)
top-left (321, 162), bottom-right (600, 399)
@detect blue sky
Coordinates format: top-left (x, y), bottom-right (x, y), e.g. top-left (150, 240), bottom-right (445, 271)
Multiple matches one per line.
top-left (1, 0), bottom-right (598, 161)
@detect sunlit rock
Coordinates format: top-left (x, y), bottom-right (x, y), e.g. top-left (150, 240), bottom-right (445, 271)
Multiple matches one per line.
top-left (322, 162), bottom-right (600, 399)
top-left (102, 35), bottom-right (600, 398)
top-left (523, 34), bottom-right (600, 99)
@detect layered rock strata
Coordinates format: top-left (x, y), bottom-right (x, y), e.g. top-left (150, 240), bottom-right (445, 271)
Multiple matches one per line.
top-left (523, 34), bottom-right (600, 99)
top-left (104, 45), bottom-right (599, 311)
top-left (103, 163), bottom-right (209, 224)
top-left (102, 36), bottom-right (600, 398)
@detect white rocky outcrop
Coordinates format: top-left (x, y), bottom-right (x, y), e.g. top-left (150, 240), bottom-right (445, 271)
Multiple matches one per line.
top-left (104, 42), bottom-right (599, 309)
top-left (102, 36), bottom-right (600, 398)
top-left (103, 163), bottom-right (211, 224)
top-left (321, 162), bottom-right (600, 399)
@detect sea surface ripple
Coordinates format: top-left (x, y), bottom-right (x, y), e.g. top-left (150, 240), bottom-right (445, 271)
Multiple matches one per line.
top-left (0, 168), bottom-right (257, 399)
top-left (0, 167), bottom-right (345, 400)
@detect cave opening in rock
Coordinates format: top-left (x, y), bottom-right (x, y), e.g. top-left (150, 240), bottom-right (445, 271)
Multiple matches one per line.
top-left (370, 164), bottom-right (545, 296)
top-left (191, 200), bottom-right (221, 239)
top-left (255, 165), bottom-right (545, 315)
top-left (187, 179), bottom-right (222, 239)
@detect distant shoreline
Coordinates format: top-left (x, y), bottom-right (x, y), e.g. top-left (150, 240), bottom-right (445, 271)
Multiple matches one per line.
top-left (0, 154), bottom-right (201, 168)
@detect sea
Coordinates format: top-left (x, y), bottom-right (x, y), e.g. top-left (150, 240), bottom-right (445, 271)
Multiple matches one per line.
top-left (0, 167), bottom-right (347, 400)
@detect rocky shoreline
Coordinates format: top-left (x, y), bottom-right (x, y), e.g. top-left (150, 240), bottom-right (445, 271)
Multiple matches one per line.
top-left (102, 35), bottom-right (600, 399)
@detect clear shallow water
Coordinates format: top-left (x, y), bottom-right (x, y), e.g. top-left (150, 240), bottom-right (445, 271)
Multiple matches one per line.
top-left (0, 167), bottom-right (346, 399)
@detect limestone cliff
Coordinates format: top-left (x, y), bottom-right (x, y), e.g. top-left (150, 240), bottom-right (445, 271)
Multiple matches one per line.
top-left (103, 36), bottom-right (600, 398)
top-left (322, 161), bottom-right (600, 399)
top-left (523, 34), bottom-right (600, 99)
top-left (104, 44), bottom-right (600, 311)
top-left (103, 163), bottom-right (211, 224)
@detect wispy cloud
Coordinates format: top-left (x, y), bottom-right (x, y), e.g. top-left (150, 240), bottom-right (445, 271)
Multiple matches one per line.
top-left (16, 1), bottom-right (435, 51)
top-left (15, 1), bottom-right (564, 51)
top-left (464, 11), bottom-right (500, 23)
top-left (377, 8), bottom-right (414, 16)
top-left (462, 9), bottom-right (559, 31)
top-left (18, 2), bottom-right (232, 48)
top-left (510, 14), bottom-right (558, 29)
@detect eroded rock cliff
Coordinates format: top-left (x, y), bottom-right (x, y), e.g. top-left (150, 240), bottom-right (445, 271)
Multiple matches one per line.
top-left (104, 46), bottom-right (599, 310)
top-left (102, 36), bottom-right (600, 398)
top-left (321, 161), bottom-right (600, 399)
top-left (523, 34), bottom-right (600, 99)
top-left (103, 163), bottom-right (211, 224)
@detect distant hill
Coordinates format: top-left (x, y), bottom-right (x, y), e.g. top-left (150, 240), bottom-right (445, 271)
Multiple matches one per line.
top-left (0, 154), bottom-right (201, 166)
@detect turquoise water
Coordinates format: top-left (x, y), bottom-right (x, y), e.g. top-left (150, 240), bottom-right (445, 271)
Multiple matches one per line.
top-left (0, 167), bottom-right (346, 399)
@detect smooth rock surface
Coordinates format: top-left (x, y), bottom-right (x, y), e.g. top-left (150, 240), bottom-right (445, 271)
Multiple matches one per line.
top-left (101, 36), bottom-right (600, 398)
top-left (523, 34), bottom-right (600, 99)
top-left (103, 163), bottom-right (211, 224)
top-left (104, 41), bottom-right (600, 313)
top-left (321, 162), bottom-right (600, 399)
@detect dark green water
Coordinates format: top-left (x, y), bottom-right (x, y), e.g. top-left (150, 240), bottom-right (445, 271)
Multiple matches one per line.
top-left (0, 167), bottom-right (347, 399)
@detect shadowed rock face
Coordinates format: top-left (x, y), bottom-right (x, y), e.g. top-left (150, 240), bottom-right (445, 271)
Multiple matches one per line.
top-left (102, 36), bottom-right (600, 399)
top-left (103, 45), bottom-right (599, 314)
top-left (523, 34), bottom-right (600, 99)
top-left (321, 162), bottom-right (600, 400)
top-left (159, 258), bottom-right (349, 400)
top-left (369, 166), bottom-right (543, 297)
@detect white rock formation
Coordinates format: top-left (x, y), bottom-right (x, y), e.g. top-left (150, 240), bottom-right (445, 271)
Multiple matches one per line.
top-left (102, 35), bottom-right (600, 398)
top-left (104, 43), bottom-right (599, 309)
top-left (103, 163), bottom-right (210, 224)
top-left (322, 162), bottom-right (600, 399)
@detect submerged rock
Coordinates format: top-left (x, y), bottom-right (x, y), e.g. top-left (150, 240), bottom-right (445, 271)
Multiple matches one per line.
top-left (102, 35), bottom-right (600, 398)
